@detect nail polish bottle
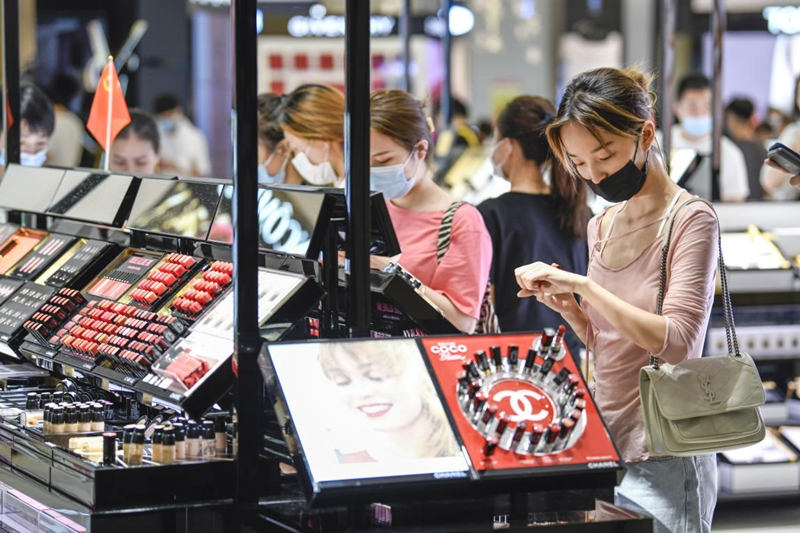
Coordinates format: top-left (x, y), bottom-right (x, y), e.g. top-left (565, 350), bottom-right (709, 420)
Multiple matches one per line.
top-left (66, 406), bottom-right (79, 433)
top-left (186, 421), bottom-right (201, 458)
top-left (130, 426), bottom-right (145, 466)
top-left (91, 403), bottom-right (105, 432)
top-left (214, 417), bottom-right (227, 454)
top-left (507, 345), bottom-right (519, 371)
top-left (122, 424), bottom-right (135, 464)
top-left (232, 422), bottom-right (238, 456)
top-left (172, 423), bottom-right (185, 460)
top-left (103, 432), bottom-right (117, 465)
top-left (202, 421), bottom-right (215, 458)
top-left (162, 428), bottom-right (175, 465)
top-left (78, 404), bottom-right (92, 432)
top-left (52, 407), bottom-right (65, 434)
top-left (151, 425), bottom-right (164, 463)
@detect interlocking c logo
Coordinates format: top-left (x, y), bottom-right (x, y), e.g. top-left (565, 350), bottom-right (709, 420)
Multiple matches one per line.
top-left (492, 389), bottom-right (550, 422)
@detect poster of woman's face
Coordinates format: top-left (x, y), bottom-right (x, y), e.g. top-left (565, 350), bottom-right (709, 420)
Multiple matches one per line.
top-left (268, 338), bottom-right (469, 483)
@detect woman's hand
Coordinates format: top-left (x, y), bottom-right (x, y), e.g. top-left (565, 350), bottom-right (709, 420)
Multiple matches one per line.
top-left (535, 292), bottom-right (582, 317)
top-left (764, 158), bottom-right (800, 188)
top-left (514, 262), bottom-right (587, 298)
top-left (370, 255), bottom-right (393, 271)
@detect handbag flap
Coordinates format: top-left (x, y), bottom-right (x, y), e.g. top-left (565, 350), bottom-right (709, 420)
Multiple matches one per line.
top-left (642, 352), bottom-right (765, 420)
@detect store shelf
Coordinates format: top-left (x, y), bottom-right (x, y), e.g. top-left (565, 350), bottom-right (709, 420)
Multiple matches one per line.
top-left (717, 488), bottom-right (800, 503)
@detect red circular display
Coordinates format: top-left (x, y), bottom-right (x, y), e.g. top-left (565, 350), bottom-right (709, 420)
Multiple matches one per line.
top-left (486, 380), bottom-right (556, 427)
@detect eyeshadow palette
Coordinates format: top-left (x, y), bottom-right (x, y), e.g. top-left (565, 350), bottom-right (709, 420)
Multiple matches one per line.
top-left (0, 228), bottom-right (47, 275)
top-left (121, 253), bottom-right (202, 309)
top-left (84, 251), bottom-right (162, 301)
top-left (166, 261), bottom-right (233, 320)
top-left (7, 234), bottom-right (75, 280)
top-left (40, 239), bottom-right (118, 289)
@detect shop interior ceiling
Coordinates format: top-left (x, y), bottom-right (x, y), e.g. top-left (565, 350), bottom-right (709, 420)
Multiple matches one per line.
top-left (691, 0), bottom-right (797, 12)
top-left (313, 0), bottom-right (452, 15)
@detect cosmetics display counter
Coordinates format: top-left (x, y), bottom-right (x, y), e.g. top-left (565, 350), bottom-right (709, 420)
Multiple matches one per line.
top-left (0, 165), bottom-right (333, 530)
top-left (254, 332), bottom-right (651, 531)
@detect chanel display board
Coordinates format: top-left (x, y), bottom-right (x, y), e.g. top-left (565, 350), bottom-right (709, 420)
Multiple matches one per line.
top-left (262, 333), bottom-right (621, 505)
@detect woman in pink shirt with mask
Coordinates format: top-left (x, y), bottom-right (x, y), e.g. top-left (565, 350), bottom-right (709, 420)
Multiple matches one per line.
top-left (368, 89), bottom-right (492, 334)
top-left (515, 68), bottom-right (718, 532)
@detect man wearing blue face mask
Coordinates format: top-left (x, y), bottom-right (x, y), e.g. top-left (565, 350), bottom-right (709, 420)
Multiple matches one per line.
top-left (671, 73), bottom-right (748, 202)
top-left (18, 82), bottom-right (55, 168)
top-left (153, 93), bottom-right (211, 177)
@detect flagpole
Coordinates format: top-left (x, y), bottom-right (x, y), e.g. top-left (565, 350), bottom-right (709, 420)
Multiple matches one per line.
top-left (104, 56), bottom-right (113, 171)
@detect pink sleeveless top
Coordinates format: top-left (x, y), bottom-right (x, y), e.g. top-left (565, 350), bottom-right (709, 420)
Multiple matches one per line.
top-left (583, 197), bottom-right (719, 462)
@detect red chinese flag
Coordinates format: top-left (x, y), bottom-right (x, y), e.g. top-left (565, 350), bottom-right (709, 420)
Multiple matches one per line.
top-left (86, 60), bottom-right (130, 151)
top-left (6, 95), bottom-right (12, 129)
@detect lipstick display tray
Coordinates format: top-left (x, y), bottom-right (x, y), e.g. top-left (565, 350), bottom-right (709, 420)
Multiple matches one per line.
top-left (19, 268), bottom-right (322, 417)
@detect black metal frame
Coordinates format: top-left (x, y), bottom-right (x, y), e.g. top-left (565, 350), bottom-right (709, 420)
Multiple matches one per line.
top-left (710, 0), bottom-right (726, 201)
top-left (2, 0), bottom-right (19, 166)
top-left (441, 0), bottom-right (453, 125)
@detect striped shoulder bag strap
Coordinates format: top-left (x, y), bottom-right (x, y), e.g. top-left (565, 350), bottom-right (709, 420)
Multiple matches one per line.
top-left (436, 201), bottom-right (500, 334)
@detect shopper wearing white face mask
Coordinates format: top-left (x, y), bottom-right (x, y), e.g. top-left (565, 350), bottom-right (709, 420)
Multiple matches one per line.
top-left (277, 84), bottom-right (345, 187)
top-left (256, 93), bottom-right (303, 185)
top-left (368, 89), bottom-right (492, 334)
top-left (17, 82), bottom-right (55, 168)
top-left (671, 73), bottom-right (749, 202)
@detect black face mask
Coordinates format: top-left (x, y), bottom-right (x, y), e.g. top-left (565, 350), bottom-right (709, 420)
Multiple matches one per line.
top-left (582, 140), bottom-right (648, 203)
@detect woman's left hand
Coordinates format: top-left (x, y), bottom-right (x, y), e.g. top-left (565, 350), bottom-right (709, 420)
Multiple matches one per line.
top-left (514, 262), bottom-right (587, 297)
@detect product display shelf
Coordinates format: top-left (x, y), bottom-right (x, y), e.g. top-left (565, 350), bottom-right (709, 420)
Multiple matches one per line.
top-left (706, 204), bottom-right (800, 504)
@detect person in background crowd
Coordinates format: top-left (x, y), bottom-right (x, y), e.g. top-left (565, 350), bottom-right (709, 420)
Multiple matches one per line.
top-left (517, 67), bottom-right (718, 532)
top-left (766, 106), bottom-right (791, 138)
top-left (369, 89), bottom-right (492, 333)
top-left (256, 93), bottom-right (302, 185)
top-left (108, 109), bottom-right (160, 175)
top-left (671, 73), bottom-right (749, 202)
top-left (45, 73), bottom-right (84, 167)
top-left (724, 97), bottom-right (765, 201)
top-left (19, 81), bottom-right (55, 167)
top-left (755, 122), bottom-right (775, 149)
top-left (277, 84), bottom-right (345, 187)
top-left (153, 93), bottom-right (211, 177)
top-left (478, 95), bottom-right (590, 356)
top-left (762, 74), bottom-right (800, 201)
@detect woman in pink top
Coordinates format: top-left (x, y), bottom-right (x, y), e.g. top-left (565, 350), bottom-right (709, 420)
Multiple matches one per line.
top-left (368, 89), bottom-right (492, 333)
top-left (515, 68), bottom-right (718, 532)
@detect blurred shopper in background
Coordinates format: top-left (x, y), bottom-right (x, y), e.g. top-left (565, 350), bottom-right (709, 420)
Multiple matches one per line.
top-left (108, 109), bottom-right (160, 175)
top-left (672, 73), bottom-right (749, 202)
top-left (46, 72), bottom-right (84, 168)
top-left (477, 95), bottom-right (589, 355)
top-left (724, 97), bottom-right (765, 201)
top-left (278, 84), bottom-right (345, 187)
top-left (257, 93), bottom-right (302, 185)
top-left (19, 81), bottom-right (55, 167)
top-left (761, 75), bottom-right (800, 200)
top-left (153, 93), bottom-right (210, 177)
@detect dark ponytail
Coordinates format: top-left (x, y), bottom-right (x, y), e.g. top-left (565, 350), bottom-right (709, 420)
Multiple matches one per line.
top-left (496, 95), bottom-right (590, 239)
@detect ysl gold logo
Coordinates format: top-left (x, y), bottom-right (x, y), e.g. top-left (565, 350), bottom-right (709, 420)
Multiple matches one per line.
top-left (699, 374), bottom-right (718, 405)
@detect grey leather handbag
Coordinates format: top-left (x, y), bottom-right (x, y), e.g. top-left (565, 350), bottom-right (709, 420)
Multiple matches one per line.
top-left (639, 197), bottom-right (766, 457)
